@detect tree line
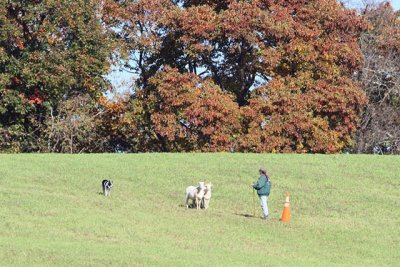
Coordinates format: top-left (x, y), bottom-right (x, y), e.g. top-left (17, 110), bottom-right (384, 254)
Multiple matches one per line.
top-left (1, 0), bottom-right (399, 153)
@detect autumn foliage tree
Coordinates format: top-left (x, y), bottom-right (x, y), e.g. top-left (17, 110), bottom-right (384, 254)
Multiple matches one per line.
top-left (105, 0), bottom-right (367, 153)
top-left (126, 67), bottom-right (241, 152)
top-left (1, 0), bottom-right (382, 153)
top-left (97, 94), bottom-right (134, 152)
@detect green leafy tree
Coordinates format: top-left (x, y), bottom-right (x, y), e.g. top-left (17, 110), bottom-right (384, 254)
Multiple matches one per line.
top-left (0, 0), bottom-right (113, 151)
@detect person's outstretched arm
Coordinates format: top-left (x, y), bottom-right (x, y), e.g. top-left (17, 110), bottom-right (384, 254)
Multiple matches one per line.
top-left (253, 176), bottom-right (266, 190)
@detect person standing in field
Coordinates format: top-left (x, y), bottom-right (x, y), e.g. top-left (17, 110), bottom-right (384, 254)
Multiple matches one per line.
top-left (252, 168), bottom-right (271, 220)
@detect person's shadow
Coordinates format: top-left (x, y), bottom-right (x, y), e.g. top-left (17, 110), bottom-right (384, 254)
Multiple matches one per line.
top-left (235, 213), bottom-right (257, 218)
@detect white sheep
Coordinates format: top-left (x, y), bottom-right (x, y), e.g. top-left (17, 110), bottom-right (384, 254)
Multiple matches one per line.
top-left (185, 185), bottom-right (197, 208)
top-left (194, 183), bottom-right (206, 209)
top-left (202, 182), bottom-right (213, 209)
top-left (185, 182), bottom-right (206, 209)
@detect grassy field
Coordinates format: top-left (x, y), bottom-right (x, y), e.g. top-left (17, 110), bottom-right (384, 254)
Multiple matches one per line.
top-left (0, 153), bottom-right (399, 266)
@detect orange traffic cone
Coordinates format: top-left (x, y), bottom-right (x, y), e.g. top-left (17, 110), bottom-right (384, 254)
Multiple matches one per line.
top-left (280, 193), bottom-right (290, 222)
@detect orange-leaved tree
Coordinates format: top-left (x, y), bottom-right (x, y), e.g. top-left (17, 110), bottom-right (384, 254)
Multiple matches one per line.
top-left (105, 0), bottom-right (367, 153)
top-left (128, 67), bottom-right (241, 152)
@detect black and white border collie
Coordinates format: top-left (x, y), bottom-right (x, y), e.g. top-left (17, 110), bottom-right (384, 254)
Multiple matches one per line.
top-left (102, 179), bottom-right (113, 196)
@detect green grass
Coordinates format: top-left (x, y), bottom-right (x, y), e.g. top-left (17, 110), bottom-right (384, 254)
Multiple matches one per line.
top-left (0, 153), bottom-right (399, 266)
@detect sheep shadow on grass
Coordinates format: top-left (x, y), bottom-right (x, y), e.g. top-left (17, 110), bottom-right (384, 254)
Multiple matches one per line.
top-left (179, 203), bottom-right (204, 209)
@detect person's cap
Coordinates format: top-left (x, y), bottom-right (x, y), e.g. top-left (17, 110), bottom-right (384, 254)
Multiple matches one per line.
top-left (259, 167), bottom-right (267, 173)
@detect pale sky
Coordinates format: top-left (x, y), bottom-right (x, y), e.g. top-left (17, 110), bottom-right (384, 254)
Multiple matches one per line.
top-left (346, 0), bottom-right (400, 9)
top-left (108, 0), bottom-right (400, 95)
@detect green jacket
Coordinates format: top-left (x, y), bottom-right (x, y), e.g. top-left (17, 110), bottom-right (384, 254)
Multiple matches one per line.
top-left (253, 175), bottom-right (271, 196)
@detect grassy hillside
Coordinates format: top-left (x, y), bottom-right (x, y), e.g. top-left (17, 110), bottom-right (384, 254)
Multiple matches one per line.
top-left (0, 154), bottom-right (399, 266)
